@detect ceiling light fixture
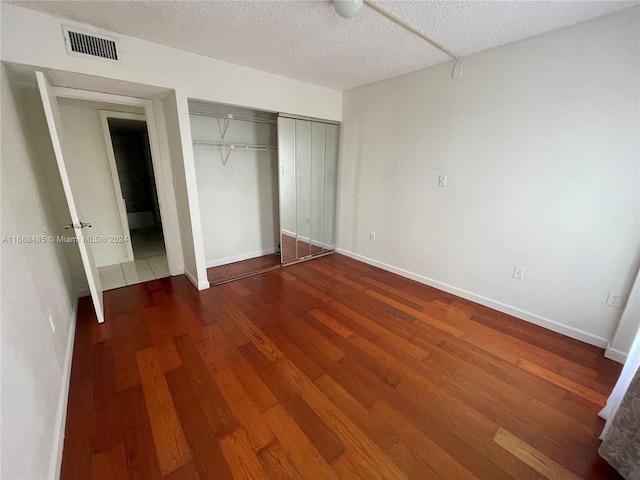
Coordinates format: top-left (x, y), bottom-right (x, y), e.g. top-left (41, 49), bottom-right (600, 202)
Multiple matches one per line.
top-left (333, 0), bottom-right (363, 19)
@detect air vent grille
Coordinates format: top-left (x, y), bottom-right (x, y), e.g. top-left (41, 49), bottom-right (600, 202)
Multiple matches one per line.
top-left (67, 30), bottom-right (118, 61)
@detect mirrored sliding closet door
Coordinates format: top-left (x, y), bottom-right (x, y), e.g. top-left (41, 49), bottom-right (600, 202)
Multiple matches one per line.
top-left (278, 116), bottom-right (339, 264)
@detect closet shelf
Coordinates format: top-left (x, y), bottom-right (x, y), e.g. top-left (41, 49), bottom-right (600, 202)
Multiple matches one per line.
top-left (192, 141), bottom-right (277, 165)
top-left (189, 111), bottom-right (277, 126)
top-left (192, 141), bottom-right (276, 150)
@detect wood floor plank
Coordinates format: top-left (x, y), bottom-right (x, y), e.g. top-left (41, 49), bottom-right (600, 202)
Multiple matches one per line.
top-left (332, 452), bottom-right (374, 480)
top-left (119, 386), bottom-right (163, 480)
top-left (311, 308), bottom-right (422, 386)
top-left (241, 342), bottom-right (346, 463)
top-left (114, 342), bottom-right (141, 391)
top-left (136, 348), bottom-right (191, 476)
top-left (162, 462), bottom-right (200, 480)
top-left (319, 373), bottom-right (479, 480)
top-left (370, 400), bottom-right (480, 480)
top-left (365, 288), bottom-right (465, 337)
top-left (309, 308), bottom-right (356, 339)
top-left (220, 302), bottom-right (284, 361)
top-left (289, 276), bottom-right (334, 304)
top-left (261, 300), bottom-right (347, 364)
top-left (110, 311), bottom-right (152, 391)
top-left (174, 303), bottom-right (209, 344)
top-left (92, 341), bottom-right (121, 454)
top-left (258, 320), bottom-right (327, 381)
top-left (518, 359), bottom-right (608, 406)
top-left (142, 306), bottom-right (182, 373)
top-left (360, 275), bottom-right (435, 309)
top-left (219, 427), bottom-right (269, 480)
top-left (306, 261), bottom-right (368, 291)
top-left (61, 257), bottom-right (622, 480)
top-left (325, 300), bottom-right (429, 361)
top-left (172, 335), bottom-right (238, 437)
top-left (91, 443), bottom-right (129, 480)
top-left (194, 336), bottom-right (274, 450)
top-left (231, 357), bottom-right (279, 413)
top-left (164, 366), bottom-right (233, 480)
top-left (316, 375), bottom-right (439, 479)
top-left (471, 312), bottom-right (604, 368)
top-left (257, 441), bottom-right (305, 480)
top-left (92, 318), bottom-right (114, 345)
top-left (493, 427), bottom-right (582, 480)
top-left (263, 404), bottom-right (339, 480)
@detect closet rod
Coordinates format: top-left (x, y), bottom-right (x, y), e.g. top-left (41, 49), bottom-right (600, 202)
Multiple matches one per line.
top-left (192, 141), bottom-right (276, 150)
top-left (189, 111), bottom-right (277, 125)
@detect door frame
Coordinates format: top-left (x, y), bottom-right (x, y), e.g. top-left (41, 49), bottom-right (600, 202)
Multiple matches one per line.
top-left (99, 110), bottom-right (146, 263)
top-left (53, 86), bottom-right (182, 276)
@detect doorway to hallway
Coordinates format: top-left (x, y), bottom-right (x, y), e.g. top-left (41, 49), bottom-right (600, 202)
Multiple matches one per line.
top-left (97, 113), bottom-right (169, 289)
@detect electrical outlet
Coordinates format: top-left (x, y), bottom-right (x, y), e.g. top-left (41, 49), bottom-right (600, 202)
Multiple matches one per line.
top-left (369, 232), bottom-right (376, 242)
top-left (305, 216), bottom-right (310, 224)
top-left (512, 265), bottom-right (525, 280)
top-left (607, 292), bottom-right (623, 308)
top-left (48, 311), bottom-right (55, 332)
top-left (438, 174), bottom-right (448, 187)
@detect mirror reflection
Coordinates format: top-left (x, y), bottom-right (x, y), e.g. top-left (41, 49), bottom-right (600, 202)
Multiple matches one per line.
top-left (278, 117), bottom-right (338, 264)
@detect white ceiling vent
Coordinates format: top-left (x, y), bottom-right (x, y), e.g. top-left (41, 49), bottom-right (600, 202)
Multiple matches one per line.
top-left (62, 26), bottom-right (120, 63)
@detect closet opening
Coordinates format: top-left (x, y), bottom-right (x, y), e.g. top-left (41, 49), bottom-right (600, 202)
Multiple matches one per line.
top-left (189, 101), bottom-right (282, 285)
top-left (189, 100), bottom-right (340, 286)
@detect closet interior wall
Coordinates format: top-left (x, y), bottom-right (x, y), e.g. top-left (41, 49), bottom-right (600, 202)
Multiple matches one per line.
top-left (189, 100), bottom-right (280, 270)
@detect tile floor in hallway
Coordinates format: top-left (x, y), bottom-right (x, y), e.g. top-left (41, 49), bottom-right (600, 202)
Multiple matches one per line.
top-left (98, 254), bottom-right (170, 290)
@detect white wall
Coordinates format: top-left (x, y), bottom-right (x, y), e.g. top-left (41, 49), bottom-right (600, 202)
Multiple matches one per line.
top-left (1, 65), bottom-right (78, 480)
top-left (337, 8), bottom-right (640, 348)
top-left (58, 104), bottom-right (129, 266)
top-left (190, 110), bottom-right (279, 267)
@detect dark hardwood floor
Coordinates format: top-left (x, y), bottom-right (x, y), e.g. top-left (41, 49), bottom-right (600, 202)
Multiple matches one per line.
top-left (62, 254), bottom-right (623, 480)
top-left (207, 254), bottom-right (281, 285)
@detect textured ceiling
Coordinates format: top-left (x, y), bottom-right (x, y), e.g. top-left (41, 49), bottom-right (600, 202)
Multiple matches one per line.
top-left (7, 1), bottom-right (638, 90)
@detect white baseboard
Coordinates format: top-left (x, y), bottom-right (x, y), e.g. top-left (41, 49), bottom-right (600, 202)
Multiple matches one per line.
top-left (184, 268), bottom-right (209, 290)
top-left (335, 248), bottom-right (610, 349)
top-left (50, 295), bottom-right (79, 479)
top-left (605, 345), bottom-right (627, 364)
top-left (206, 247), bottom-right (278, 269)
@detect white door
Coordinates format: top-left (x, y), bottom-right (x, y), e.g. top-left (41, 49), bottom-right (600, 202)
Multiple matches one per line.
top-left (36, 71), bottom-right (105, 323)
